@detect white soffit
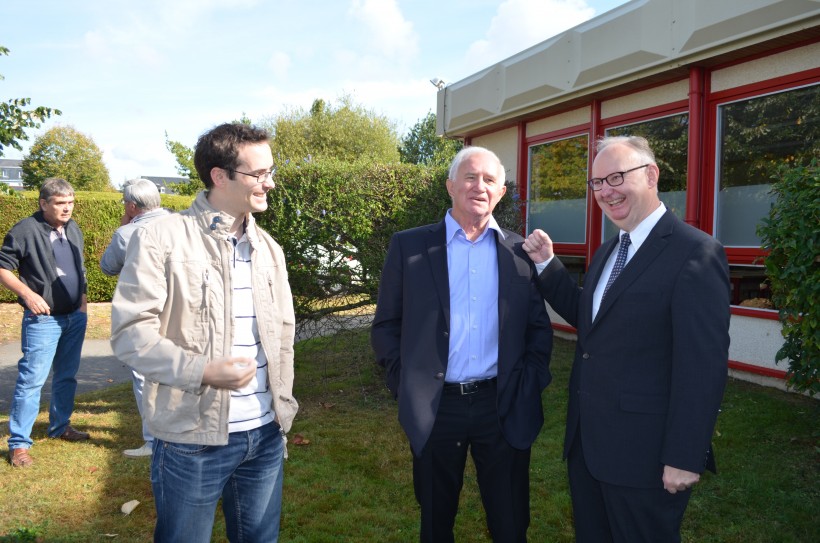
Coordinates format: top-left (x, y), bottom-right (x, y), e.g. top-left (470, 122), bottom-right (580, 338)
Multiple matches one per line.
top-left (439, 0), bottom-right (820, 136)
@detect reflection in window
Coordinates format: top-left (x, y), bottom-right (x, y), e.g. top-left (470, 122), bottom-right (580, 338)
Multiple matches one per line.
top-left (604, 114), bottom-right (689, 239)
top-left (527, 134), bottom-right (588, 243)
top-left (730, 265), bottom-right (774, 309)
top-left (716, 84), bottom-right (819, 247)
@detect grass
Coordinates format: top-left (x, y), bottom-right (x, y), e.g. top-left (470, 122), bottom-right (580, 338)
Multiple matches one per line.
top-left (0, 318), bottom-right (818, 541)
top-left (0, 303), bottom-right (112, 344)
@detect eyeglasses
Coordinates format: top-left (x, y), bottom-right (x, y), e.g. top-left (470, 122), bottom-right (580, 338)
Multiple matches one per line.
top-left (228, 168), bottom-right (276, 184)
top-left (587, 164), bottom-right (649, 191)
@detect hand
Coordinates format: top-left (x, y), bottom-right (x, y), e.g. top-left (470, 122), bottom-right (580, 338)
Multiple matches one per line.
top-left (201, 357), bottom-right (256, 390)
top-left (23, 293), bottom-right (50, 315)
top-left (663, 465), bottom-right (700, 494)
top-left (522, 229), bottom-right (554, 264)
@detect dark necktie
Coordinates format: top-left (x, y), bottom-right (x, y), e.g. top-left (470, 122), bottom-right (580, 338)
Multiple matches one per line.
top-left (602, 233), bottom-right (631, 300)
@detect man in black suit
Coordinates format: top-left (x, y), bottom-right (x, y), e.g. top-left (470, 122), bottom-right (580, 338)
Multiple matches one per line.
top-left (524, 135), bottom-right (730, 542)
top-left (371, 146), bottom-right (553, 542)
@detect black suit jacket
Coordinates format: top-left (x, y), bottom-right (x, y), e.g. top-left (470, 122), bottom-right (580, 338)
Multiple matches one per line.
top-left (371, 220), bottom-right (553, 456)
top-left (538, 211), bottom-right (730, 488)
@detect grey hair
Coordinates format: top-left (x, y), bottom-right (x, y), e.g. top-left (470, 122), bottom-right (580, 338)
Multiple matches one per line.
top-left (596, 135), bottom-right (656, 164)
top-left (448, 146), bottom-right (506, 184)
top-left (122, 178), bottom-right (161, 211)
top-left (39, 178), bottom-right (75, 202)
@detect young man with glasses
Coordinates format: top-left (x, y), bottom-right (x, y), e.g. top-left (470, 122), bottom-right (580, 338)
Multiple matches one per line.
top-left (111, 123), bottom-right (297, 542)
top-left (523, 136), bottom-right (730, 542)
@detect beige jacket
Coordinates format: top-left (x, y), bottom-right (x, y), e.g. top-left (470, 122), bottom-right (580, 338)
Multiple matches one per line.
top-left (111, 191), bottom-right (298, 445)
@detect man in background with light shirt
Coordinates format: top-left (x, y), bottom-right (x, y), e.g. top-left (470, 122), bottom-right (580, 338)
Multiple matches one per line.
top-left (372, 146), bottom-right (553, 542)
top-left (100, 177), bottom-right (169, 458)
top-left (111, 123), bottom-right (298, 542)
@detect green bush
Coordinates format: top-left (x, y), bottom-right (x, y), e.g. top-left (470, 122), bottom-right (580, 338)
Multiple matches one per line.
top-left (757, 159), bottom-right (819, 396)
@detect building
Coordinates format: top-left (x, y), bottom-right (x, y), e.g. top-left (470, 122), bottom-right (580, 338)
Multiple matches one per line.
top-left (435, 0), bottom-right (819, 389)
top-left (141, 175), bottom-right (190, 195)
top-left (0, 159), bottom-right (25, 191)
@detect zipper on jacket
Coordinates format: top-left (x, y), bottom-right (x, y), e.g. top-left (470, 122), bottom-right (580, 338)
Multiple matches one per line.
top-left (202, 268), bottom-right (210, 310)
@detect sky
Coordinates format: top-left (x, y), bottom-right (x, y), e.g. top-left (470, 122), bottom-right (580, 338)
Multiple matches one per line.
top-left (1, 0), bottom-right (629, 185)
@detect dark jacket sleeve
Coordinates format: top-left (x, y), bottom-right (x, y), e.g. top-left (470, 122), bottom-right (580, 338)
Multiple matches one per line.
top-left (370, 233), bottom-right (404, 398)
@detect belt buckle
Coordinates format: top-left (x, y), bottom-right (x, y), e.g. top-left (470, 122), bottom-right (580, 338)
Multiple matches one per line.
top-left (459, 381), bottom-right (478, 395)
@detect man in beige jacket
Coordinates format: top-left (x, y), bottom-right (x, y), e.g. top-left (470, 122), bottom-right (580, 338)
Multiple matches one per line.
top-left (111, 122), bottom-right (298, 543)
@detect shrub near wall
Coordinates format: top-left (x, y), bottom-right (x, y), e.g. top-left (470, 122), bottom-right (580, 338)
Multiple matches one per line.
top-left (0, 191), bottom-right (193, 304)
top-left (757, 159), bottom-right (820, 396)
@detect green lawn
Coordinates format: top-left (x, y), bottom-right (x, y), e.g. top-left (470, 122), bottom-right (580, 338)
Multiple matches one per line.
top-left (1, 331), bottom-right (817, 542)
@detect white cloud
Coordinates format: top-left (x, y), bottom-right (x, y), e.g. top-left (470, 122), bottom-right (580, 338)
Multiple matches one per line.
top-left (465, 0), bottom-right (595, 72)
top-left (267, 51), bottom-right (292, 80)
top-left (348, 0), bottom-right (419, 64)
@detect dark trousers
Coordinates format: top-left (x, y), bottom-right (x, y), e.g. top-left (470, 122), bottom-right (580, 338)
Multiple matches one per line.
top-left (567, 432), bottom-right (691, 543)
top-left (412, 383), bottom-right (531, 543)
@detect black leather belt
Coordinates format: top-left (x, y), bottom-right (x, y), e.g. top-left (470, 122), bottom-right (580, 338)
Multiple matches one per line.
top-left (443, 377), bottom-right (497, 395)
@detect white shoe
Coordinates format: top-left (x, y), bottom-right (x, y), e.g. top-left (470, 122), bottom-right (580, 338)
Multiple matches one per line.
top-left (123, 442), bottom-right (153, 458)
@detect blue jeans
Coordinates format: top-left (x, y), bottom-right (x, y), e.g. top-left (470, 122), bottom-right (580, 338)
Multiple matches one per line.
top-left (152, 421), bottom-right (285, 543)
top-left (7, 308), bottom-right (87, 450)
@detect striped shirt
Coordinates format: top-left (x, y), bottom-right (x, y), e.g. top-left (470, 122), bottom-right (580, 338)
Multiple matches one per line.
top-left (227, 233), bottom-right (275, 433)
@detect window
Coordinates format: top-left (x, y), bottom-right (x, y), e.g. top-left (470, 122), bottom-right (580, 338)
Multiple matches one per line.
top-left (730, 265), bottom-right (773, 309)
top-left (603, 113), bottom-right (689, 240)
top-left (715, 84), bottom-right (819, 247)
top-left (527, 134), bottom-right (589, 243)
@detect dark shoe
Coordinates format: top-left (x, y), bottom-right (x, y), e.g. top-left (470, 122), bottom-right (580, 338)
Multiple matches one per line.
top-left (10, 448), bottom-right (34, 468)
top-left (56, 426), bottom-right (90, 442)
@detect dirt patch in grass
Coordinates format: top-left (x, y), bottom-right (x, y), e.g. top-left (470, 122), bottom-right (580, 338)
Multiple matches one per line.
top-left (0, 302), bottom-right (112, 345)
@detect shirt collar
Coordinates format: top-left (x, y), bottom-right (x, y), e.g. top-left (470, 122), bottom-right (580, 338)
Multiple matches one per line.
top-left (621, 202), bottom-right (667, 251)
top-left (445, 209), bottom-right (505, 244)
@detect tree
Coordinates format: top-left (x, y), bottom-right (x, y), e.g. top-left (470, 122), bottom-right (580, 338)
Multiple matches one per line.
top-left (164, 131), bottom-right (201, 195)
top-left (399, 111), bottom-right (462, 166)
top-left (262, 94), bottom-right (401, 165)
top-left (0, 45), bottom-right (61, 157)
top-left (22, 125), bottom-right (112, 191)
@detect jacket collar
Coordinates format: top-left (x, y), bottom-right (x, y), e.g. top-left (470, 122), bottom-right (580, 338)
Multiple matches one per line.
top-left (32, 210), bottom-right (74, 234)
top-left (192, 191), bottom-right (260, 247)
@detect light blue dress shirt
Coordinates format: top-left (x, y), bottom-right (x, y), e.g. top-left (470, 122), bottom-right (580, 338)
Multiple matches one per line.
top-left (444, 210), bottom-right (505, 383)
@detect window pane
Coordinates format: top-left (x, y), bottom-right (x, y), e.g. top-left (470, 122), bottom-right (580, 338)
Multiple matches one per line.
top-left (603, 114), bottom-right (689, 239)
top-left (730, 265), bottom-right (773, 309)
top-left (716, 84), bottom-right (820, 247)
top-left (527, 134), bottom-right (588, 243)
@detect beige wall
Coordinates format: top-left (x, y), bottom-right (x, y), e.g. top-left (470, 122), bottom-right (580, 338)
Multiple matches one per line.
top-left (601, 79), bottom-right (689, 119)
top-left (526, 106), bottom-right (591, 138)
top-left (472, 127), bottom-right (520, 185)
top-left (711, 41), bottom-right (820, 92)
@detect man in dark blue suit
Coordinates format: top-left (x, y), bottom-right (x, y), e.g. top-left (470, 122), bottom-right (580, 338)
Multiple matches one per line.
top-left (524, 136), bottom-right (730, 542)
top-left (371, 146), bottom-right (553, 542)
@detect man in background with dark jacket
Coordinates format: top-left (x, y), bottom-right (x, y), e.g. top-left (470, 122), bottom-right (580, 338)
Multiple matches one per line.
top-left (0, 178), bottom-right (89, 468)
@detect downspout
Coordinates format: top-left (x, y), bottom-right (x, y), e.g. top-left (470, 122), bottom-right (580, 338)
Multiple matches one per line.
top-left (685, 66), bottom-right (705, 229)
top-left (517, 122), bottom-right (528, 235)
